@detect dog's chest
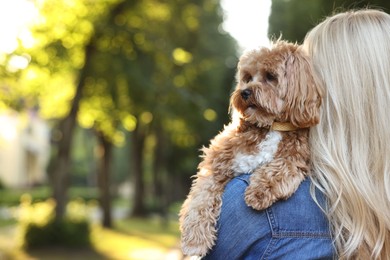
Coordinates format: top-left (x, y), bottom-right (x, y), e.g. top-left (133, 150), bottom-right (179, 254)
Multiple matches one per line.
top-left (232, 131), bottom-right (282, 175)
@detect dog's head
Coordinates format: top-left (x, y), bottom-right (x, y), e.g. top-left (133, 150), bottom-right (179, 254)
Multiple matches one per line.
top-left (230, 41), bottom-right (322, 129)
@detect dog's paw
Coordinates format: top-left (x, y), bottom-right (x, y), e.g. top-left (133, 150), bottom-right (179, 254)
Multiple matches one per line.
top-left (181, 242), bottom-right (210, 257)
top-left (180, 219), bottom-right (216, 257)
top-left (244, 186), bottom-right (275, 210)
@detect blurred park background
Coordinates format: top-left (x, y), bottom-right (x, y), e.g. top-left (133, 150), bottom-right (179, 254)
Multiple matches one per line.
top-left (1, 0), bottom-right (390, 259)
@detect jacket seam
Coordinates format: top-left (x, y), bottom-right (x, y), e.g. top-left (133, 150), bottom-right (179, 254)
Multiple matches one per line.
top-left (260, 208), bottom-right (277, 260)
top-left (265, 203), bottom-right (331, 239)
top-left (273, 231), bottom-right (332, 239)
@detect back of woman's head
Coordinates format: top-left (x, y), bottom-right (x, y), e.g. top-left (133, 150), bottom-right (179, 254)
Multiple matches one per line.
top-left (304, 9), bottom-right (390, 259)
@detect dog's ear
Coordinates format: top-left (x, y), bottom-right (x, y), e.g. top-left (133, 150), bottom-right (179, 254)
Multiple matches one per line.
top-left (283, 48), bottom-right (322, 128)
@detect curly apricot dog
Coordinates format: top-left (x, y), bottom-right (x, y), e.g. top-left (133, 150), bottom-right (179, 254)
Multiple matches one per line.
top-left (179, 41), bottom-right (322, 257)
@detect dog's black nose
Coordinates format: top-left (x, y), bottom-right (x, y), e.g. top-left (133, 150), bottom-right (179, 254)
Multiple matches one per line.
top-left (241, 89), bottom-right (252, 100)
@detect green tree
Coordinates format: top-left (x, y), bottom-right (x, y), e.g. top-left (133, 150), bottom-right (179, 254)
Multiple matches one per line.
top-left (77, 0), bottom-right (237, 216)
top-left (5, 0), bottom-right (121, 223)
top-left (268, 0), bottom-right (322, 42)
top-left (269, 0), bottom-right (390, 43)
top-left (3, 0), bottom-right (237, 226)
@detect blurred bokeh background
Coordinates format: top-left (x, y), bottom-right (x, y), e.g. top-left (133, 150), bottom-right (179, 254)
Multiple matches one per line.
top-left (1, 0), bottom-right (390, 259)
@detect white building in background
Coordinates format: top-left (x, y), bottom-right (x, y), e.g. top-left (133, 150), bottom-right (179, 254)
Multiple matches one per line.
top-left (0, 110), bottom-right (50, 188)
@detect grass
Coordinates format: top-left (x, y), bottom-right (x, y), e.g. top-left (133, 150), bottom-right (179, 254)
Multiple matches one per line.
top-left (0, 218), bottom-right (16, 227)
top-left (0, 188), bottom-right (183, 259)
top-left (0, 186), bottom-right (100, 206)
top-left (0, 217), bottom-right (182, 260)
top-left (0, 186), bottom-right (50, 206)
top-left (118, 218), bottom-right (179, 246)
top-left (92, 218), bottom-right (181, 259)
top-left (76, 219), bottom-right (179, 258)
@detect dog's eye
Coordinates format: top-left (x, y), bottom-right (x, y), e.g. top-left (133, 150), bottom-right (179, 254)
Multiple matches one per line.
top-left (265, 72), bottom-right (277, 82)
top-left (242, 73), bottom-right (253, 83)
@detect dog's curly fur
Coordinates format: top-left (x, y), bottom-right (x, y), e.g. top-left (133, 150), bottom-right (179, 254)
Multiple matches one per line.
top-left (179, 41), bottom-right (322, 257)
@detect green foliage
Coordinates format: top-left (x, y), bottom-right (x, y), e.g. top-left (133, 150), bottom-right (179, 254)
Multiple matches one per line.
top-left (269, 0), bottom-right (390, 43)
top-left (268, 0), bottom-right (322, 43)
top-left (24, 218), bottom-right (90, 249)
top-left (0, 0), bottom-right (119, 115)
top-left (13, 0), bottom-right (237, 157)
top-left (18, 196), bottom-right (92, 249)
top-left (2, 0), bottom-right (238, 216)
top-left (76, 0), bottom-right (237, 146)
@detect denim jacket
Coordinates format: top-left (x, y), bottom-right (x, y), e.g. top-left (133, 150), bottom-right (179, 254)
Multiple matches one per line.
top-left (203, 174), bottom-right (336, 260)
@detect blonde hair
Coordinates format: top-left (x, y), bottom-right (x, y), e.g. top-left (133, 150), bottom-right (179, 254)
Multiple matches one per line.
top-left (304, 10), bottom-right (390, 259)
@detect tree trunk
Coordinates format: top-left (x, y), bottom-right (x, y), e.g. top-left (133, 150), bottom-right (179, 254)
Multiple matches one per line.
top-left (50, 0), bottom-right (137, 221)
top-left (52, 117), bottom-right (75, 220)
top-left (51, 42), bottom-right (95, 221)
top-left (131, 123), bottom-right (147, 217)
top-left (152, 125), bottom-right (167, 216)
top-left (152, 126), bottom-right (170, 227)
top-left (96, 131), bottom-right (113, 228)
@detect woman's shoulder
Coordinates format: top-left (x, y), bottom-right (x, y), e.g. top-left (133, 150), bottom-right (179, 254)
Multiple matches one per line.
top-left (269, 176), bottom-right (330, 237)
top-left (204, 174), bottom-right (335, 260)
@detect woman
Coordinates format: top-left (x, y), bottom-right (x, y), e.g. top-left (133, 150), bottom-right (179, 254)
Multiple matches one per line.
top-left (304, 9), bottom-right (390, 259)
top-left (204, 9), bottom-right (390, 259)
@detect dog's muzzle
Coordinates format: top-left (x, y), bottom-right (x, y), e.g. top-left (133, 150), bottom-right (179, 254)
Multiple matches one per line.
top-left (241, 89), bottom-right (252, 100)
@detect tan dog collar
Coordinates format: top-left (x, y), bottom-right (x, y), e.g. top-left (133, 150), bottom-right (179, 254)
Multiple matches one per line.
top-left (271, 122), bottom-right (298, 131)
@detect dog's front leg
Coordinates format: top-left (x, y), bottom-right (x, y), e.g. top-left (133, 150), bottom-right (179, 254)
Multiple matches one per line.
top-left (244, 158), bottom-right (307, 210)
top-left (179, 173), bottom-right (226, 257)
